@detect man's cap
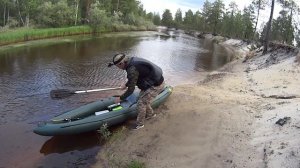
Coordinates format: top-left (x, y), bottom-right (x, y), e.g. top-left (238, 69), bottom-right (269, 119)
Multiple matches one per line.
top-left (108, 53), bottom-right (126, 67)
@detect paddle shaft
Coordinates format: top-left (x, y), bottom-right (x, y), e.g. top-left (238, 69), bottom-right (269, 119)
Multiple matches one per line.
top-left (50, 87), bottom-right (123, 99)
top-left (75, 87), bottom-right (122, 93)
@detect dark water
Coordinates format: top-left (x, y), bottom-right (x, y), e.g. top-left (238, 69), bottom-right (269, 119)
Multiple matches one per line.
top-left (0, 30), bottom-right (231, 168)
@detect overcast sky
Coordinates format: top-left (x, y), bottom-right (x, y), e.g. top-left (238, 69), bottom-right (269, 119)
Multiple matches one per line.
top-left (140, 0), bottom-right (252, 16)
top-left (140, 0), bottom-right (300, 32)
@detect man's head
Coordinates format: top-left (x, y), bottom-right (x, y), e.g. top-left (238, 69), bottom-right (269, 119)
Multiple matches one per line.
top-left (108, 53), bottom-right (129, 69)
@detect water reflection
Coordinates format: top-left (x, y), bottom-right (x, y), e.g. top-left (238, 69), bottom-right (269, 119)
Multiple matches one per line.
top-left (40, 132), bottom-right (101, 155)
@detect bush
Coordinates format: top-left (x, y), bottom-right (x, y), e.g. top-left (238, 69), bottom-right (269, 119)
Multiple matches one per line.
top-left (137, 25), bottom-right (147, 31)
top-left (130, 25), bottom-right (138, 31)
top-left (89, 2), bottom-right (111, 32)
top-left (35, 1), bottom-right (76, 28)
top-left (112, 24), bottom-right (131, 32)
top-left (7, 18), bottom-right (19, 28)
top-left (97, 123), bottom-right (111, 140)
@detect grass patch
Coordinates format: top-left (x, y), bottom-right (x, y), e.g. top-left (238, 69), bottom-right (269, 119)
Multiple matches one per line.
top-left (127, 160), bottom-right (146, 168)
top-left (97, 126), bottom-right (146, 167)
top-left (0, 26), bottom-right (92, 46)
top-left (0, 24), bottom-right (157, 47)
top-left (97, 123), bottom-right (112, 141)
top-left (109, 126), bottom-right (127, 142)
top-left (105, 155), bottom-right (146, 168)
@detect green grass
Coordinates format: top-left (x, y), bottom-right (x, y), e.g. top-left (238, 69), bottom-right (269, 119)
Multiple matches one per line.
top-left (0, 24), bottom-right (157, 46)
top-left (127, 160), bottom-right (146, 168)
top-left (0, 26), bottom-right (93, 45)
top-left (0, 26), bottom-right (93, 46)
top-left (98, 126), bottom-right (146, 168)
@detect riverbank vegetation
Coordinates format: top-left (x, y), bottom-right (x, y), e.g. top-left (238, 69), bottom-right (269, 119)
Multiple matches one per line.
top-left (1, 0), bottom-right (299, 51)
top-left (0, 0), bottom-right (156, 45)
top-left (158, 0), bottom-right (300, 52)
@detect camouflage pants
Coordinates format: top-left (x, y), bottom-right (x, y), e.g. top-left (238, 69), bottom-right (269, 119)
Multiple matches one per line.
top-left (136, 83), bottom-right (165, 126)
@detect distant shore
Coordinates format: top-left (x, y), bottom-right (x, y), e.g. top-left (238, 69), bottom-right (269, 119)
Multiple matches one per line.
top-left (0, 25), bottom-right (156, 47)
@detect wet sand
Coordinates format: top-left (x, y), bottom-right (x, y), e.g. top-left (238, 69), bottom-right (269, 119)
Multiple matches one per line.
top-left (92, 38), bottom-right (300, 168)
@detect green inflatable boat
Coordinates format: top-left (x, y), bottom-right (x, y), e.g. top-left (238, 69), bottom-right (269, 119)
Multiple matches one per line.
top-left (34, 85), bottom-right (173, 136)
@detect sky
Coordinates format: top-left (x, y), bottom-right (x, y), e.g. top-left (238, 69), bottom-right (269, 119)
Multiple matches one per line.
top-left (140, 0), bottom-right (251, 16)
top-left (140, 0), bottom-right (300, 32)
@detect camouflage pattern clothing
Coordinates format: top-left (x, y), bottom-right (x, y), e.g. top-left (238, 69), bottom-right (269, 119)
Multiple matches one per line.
top-left (136, 83), bottom-right (165, 126)
top-left (119, 65), bottom-right (164, 126)
top-left (120, 66), bottom-right (139, 100)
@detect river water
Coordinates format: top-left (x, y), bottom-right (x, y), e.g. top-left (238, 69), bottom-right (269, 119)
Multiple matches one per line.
top-left (0, 30), bottom-right (232, 168)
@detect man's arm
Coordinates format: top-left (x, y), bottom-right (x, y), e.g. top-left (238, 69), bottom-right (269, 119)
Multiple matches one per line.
top-left (120, 66), bottom-right (139, 100)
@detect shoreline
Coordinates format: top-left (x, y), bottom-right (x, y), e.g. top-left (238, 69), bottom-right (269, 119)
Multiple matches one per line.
top-left (92, 36), bottom-right (300, 167)
top-left (0, 31), bottom-right (163, 53)
top-left (0, 26), bottom-right (157, 47)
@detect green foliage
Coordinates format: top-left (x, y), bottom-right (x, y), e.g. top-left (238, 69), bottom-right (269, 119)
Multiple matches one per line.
top-left (89, 2), bottom-right (111, 32)
top-left (0, 26), bottom-right (92, 45)
top-left (119, 0), bottom-right (140, 16)
top-left (174, 9), bottom-right (183, 28)
top-left (97, 123), bottom-right (111, 140)
top-left (124, 12), bottom-right (137, 25)
top-left (35, 0), bottom-right (76, 27)
top-left (242, 5), bottom-right (255, 39)
top-left (7, 18), bottom-right (19, 28)
top-left (152, 13), bottom-right (161, 25)
top-left (1, 0), bottom-right (299, 46)
top-left (201, 0), bottom-right (212, 32)
top-left (184, 10), bottom-right (194, 27)
top-left (127, 160), bottom-right (146, 168)
top-left (161, 9), bottom-right (173, 27)
top-left (270, 0), bottom-right (298, 45)
top-left (210, 0), bottom-right (225, 34)
top-left (272, 15), bottom-right (294, 45)
top-left (146, 12), bottom-right (154, 21)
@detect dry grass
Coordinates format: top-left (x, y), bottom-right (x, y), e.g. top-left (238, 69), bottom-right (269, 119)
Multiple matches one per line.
top-left (243, 50), bottom-right (256, 62)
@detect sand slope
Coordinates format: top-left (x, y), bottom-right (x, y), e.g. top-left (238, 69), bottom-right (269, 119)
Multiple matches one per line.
top-left (93, 41), bottom-right (300, 168)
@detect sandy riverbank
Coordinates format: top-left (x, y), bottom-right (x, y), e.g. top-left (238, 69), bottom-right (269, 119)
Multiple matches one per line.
top-left (92, 38), bottom-right (300, 168)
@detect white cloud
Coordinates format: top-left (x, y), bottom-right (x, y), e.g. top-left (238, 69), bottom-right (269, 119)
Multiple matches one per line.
top-left (222, 0), bottom-right (250, 9)
top-left (140, 0), bottom-right (200, 17)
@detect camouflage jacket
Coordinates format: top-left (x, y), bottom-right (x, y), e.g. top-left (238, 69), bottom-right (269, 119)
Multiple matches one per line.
top-left (120, 66), bottom-right (139, 100)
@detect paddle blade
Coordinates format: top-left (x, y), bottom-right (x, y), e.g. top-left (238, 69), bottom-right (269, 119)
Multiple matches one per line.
top-left (50, 89), bottom-right (76, 99)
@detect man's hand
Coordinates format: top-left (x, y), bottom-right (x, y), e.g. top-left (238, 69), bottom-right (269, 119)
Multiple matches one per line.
top-left (114, 96), bottom-right (121, 103)
top-left (120, 83), bottom-right (127, 90)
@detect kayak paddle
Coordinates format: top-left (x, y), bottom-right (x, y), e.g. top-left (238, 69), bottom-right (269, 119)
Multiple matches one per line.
top-left (50, 87), bottom-right (122, 99)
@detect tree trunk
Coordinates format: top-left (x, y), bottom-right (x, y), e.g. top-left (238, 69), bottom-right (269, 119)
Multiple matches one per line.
top-left (117, 0), bottom-right (119, 11)
top-left (86, 0), bottom-right (92, 21)
top-left (263, 0), bottom-right (275, 54)
top-left (213, 19), bottom-right (218, 35)
top-left (75, 0), bottom-right (79, 26)
top-left (7, 7), bottom-right (9, 24)
top-left (3, 4), bottom-right (6, 26)
top-left (26, 13), bottom-right (29, 27)
top-left (287, 3), bottom-right (293, 44)
top-left (16, 0), bottom-right (25, 26)
top-left (254, 0), bottom-right (261, 33)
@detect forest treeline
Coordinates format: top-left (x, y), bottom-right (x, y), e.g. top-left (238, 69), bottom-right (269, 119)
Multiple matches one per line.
top-left (0, 0), bottom-right (156, 30)
top-left (0, 0), bottom-right (299, 48)
top-left (158, 0), bottom-right (300, 48)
